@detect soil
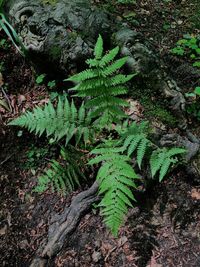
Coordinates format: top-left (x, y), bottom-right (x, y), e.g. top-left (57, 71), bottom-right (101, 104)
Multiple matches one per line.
top-left (0, 1), bottom-right (200, 267)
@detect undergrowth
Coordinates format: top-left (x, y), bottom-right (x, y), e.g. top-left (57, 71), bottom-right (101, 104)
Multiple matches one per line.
top-left (9, 35), bottom-right (186, 236)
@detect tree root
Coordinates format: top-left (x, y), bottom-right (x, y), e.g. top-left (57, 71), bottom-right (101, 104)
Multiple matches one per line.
top-left (30, 181), bottom-right (99, 267)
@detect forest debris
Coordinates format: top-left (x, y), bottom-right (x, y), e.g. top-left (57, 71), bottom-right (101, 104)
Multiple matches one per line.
top-left (191, 188), bottom-right (200, 200)
top-left (0, 72), bottom-right (4, 86)
top-left (0, 225), bottom-right (7, 236)
top-left (92, 251), bottom-right (102, 263)
top-left (146, 255), bottom-right (163, 267)
top-left (118, 236), bottom-right (128, 247)
top-left (125, 99), bottom-right (144, 121)
top-left (30, 181), bottom-right (99, 266)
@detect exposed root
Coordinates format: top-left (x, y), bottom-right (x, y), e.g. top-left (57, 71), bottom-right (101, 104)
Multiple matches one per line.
top-left (30, 181), bottom-right (99, 267)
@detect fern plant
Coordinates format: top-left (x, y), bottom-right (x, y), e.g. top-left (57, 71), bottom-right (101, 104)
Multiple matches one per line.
top-left (8, 34), bottom-right (187, 237)
top-left (34, 146), bottom-right (86, 194)
top-left (66, 35), bottom-right (136, 126)
top-left (150, 147), bottom-right (186, 182)
top-left (119, 121), bottom-right (150, 169)
top-left (89, 140), bottom-right (138, 236)
top-left (9, 97), bottom-right (95, 145)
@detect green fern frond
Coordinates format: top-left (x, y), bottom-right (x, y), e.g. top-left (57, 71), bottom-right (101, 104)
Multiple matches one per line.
top-left (94, 34), bottom-right (104, 60)
top-left (137, 138), bottom-right (149, 169)
top-left (99, 46), bottom-right (119, 67)
top-left (102, 57), bottom-right (128, 76)
top-left (89, 141), bottom-right (138, 236)
top-left (8, 98), bottom-right (94, 145)
top-left (65, 69), bottom-right (98, 83)
top-left (67, 35), bottom-right (136, 126)
top-left (150, 147), bottom-right (186, 181)
top-left (120, 121), bottom-right (150, 168)
top-left (34, 146), bottom-right (86, 194)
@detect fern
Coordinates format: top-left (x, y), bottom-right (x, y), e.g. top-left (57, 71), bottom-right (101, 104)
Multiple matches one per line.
top-left (89, 140), bottom-right (138, 236)
top-left (34, 146), bottom-right (86, 194)
top-left (8, 97), bottom-right (95, 145)
top-left (66, 35), bottom-right (136, 125)
top-left (119, 121), bottom-right (150, 169)
top-left (150, 147), bottom-right (186, 181)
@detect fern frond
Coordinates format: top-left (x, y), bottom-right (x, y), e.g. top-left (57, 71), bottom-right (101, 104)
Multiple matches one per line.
top-left (102, 57), bottom-right (128, 76)
top-left (67, 35), bottom-right (137, 126)
top-left (137, 138), bottom-right (149, 169)
top-left (76, 86), bottom-right (127, 97)
top-left (94, 34), bottom-right (104, 60)
top-left (8, 98), bottom-right (94, 146)
top-left (66, 69), bottom-right (98, 82)
top-left (150, 147), bottom-right (186, 181)
top-left (99, 46), bottom-right (119, 67)
top-left (89, 141), bottom-right (138, 236)
top-left (34, 146), bottom-right (86, 194)
top-left (149, 149), bottom-right (166, 178)
top-left (120, 121), bottom-right (150, 168)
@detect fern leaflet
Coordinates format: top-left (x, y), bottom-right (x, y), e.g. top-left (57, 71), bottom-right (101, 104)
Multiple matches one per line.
top-left (89, 140), bottom-right (138, 236)
top-left (150, 147), bottom-right (186, 181)
top-left (119, 121), bottom-right (150, 169)
top-left (8, 97), bottom-right (95, 145)
top-left (66, 34), bottom-right (136, 126)
top-left (34, 146), bottom-right (86, 194)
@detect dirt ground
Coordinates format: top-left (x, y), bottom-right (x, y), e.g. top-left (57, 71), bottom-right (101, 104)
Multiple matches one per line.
top-left (0, 1), bottom-right (200, 266)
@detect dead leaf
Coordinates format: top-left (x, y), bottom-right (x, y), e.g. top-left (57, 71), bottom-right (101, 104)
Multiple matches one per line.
top-left (125, 99), bottom-right (144, 121)
top-left (0, 72), bottom-right (4, 86)
top-left (0, 225), bottom-right (7, 236)
top-left (191, 188), bottom-right (200, 200)
top-left (146, 255), bottom-right (163, 267)
top-left (118, 236), bottom-right (128, 247)
top-left (18, 94), bottom-right (26, 105)
top-left (0, 98), bottom-right (10, 111)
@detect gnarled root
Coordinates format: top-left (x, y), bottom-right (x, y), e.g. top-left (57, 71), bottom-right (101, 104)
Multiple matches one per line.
top-left (30, 181), bottom-right (99, 267)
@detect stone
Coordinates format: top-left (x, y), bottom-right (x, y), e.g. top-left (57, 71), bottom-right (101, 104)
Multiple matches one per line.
top-left (3, 0), bottom-right (112, 75)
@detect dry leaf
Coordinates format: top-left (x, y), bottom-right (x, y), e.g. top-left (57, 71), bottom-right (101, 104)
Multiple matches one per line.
top-left (0, 225), bottom-right (7, 236)
top-left (191, 188), bottom-right (200, 200)
top-left (0, 72), bottom-right (4, 87)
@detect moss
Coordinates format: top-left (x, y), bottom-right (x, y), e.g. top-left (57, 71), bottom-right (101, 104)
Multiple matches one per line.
top-left (41, 0), bottom-right (58, 5)
top-left (140, 96), bottom-right (178, 127)
top-left (49, 46), bottom-right (61, 61)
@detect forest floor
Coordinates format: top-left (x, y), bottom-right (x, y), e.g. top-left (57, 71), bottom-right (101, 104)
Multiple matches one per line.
top-left (0, 0), bottom-right (200, 266)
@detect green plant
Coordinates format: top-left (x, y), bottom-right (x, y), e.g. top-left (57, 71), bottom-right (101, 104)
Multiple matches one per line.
top-left (89, 140), bottom-right (138, 236)
top-left (119, 121), bottom-right (150, 168)
top-left (8, 97), bottom-right (95, 146)
top-left (9, 35), bottom-right (186, 236)
top-left (34, 146), bottom-right (86, 194)
top-left (171, 35), bottom-right (200, 68)
top-left (48, 80), bottom-right (56, 89)
top-left (0, 38), bottom-right (9, 49)
top-left (66, 35), bottom-right (135, 126)
top-left (118, 121), bottom-right (185, 181)
top-left (0, 13), bottom-right (26, 55)
top-left (25, 145), bottom-right (49, 169)
top-left (36, 74), bottom-right (46, 85)
top-left (185, 86), bottom-right (200, 121)
top-left (150, 147), bottom-right (186, 182)
top-left (0, 0), bottom-right (5, 10)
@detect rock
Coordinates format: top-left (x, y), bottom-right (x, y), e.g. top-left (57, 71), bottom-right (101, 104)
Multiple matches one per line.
top-left (114, 28), bottom-right (157, 74)
top-left (160, 133), bottom-right (200, 161)
top-left (2, 0), bottom-right (190, 127)
top-left (3, 0), bottom-right (112, 75)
